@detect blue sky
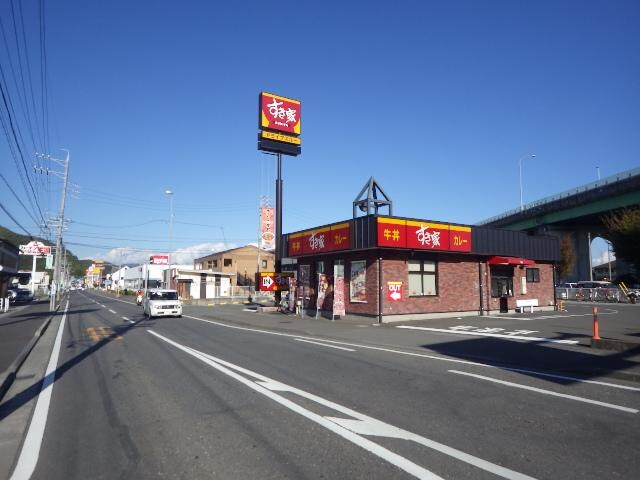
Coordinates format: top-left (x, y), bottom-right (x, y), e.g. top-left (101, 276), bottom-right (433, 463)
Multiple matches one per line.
top-left (1, 0), bottom-right (638, 266)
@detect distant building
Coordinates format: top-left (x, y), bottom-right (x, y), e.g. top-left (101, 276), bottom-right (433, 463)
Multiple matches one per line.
top-left (593, 260), bottom-right (616, 281)
top-left (0, 239), bottom-right (19, 308)
top-left (194, 245), bottom-right (275, 287)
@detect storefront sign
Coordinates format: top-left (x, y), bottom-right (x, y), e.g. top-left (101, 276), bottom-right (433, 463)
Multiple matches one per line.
top-left (350, 260), bottom-right (367, 303)
top-left (449, 225), bottom-right (472, 252)
top-left (260, 92), bottom-right (301, 135)
top-left (19, 241), bottom-right (51, 255)
top-left (260, 207), bottom-right (275, 250)
top-left (377, 217), bottom-right (407, 248)
top-left (387, 281), bottom-right (403, 302)
top-left (150, 255), bottom-right (169, 265)
top-left (376, 217), bottom-right (472, 253)
top-left (406, 220), bottom-right (450, 251)
top-left (316, 273), bottom-right (329, 312)
top-left (259, 272), bottom-right (293, 292)
top-left (261, 130), bottom-right (301, 145)
top-left (333, 264), bottom-right (345, 316)
top-left (288, 222), bottom-right (351, 256)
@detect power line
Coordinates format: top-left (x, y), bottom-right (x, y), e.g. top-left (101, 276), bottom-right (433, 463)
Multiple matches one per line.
top-left (0, 199), bottom-right (33, 236)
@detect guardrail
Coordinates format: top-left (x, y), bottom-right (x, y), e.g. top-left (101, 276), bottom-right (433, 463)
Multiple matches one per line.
top-left (555, 287), bottom-right (628, 303)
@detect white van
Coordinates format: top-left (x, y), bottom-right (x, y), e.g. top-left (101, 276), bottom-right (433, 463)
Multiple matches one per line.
top-left (142, 289), bottom-right (182, 318)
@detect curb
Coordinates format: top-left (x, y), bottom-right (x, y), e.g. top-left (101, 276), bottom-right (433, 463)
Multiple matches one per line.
top-left (0, 301), bottom-right (62, 402)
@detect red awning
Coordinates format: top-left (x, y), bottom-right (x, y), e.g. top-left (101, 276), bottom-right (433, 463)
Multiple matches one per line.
top-left (487, 256), bottom-right (535, 266)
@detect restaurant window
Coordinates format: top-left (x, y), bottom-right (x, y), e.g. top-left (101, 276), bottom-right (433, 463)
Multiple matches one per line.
top-left (526, 268), bottom-right (540, 283)
top-left (224, 258), bottom-right (232, 267)
top-left (491, 267), bottom-right (514, 297)
top-left (408, 260), bottom-right (437, 296)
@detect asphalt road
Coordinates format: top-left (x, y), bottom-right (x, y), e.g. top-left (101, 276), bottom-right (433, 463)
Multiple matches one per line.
top-left (3, 291), bottom-right (640, 479)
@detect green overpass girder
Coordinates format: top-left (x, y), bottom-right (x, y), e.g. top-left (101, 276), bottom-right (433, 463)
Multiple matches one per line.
top-left (499, 190), bottom-right (640, 231)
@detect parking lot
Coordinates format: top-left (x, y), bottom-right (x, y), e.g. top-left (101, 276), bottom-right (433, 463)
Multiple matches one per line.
top-left (395, 301), bottom-right (640, 347)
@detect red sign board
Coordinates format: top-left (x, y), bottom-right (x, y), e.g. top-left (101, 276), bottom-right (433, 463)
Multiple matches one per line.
top-left (288, 222), bottom-right (351, 257)
top-left (259, 272), bottom-right (293, 292)
top-left (449, 225), bottom-right (472, 252)
top-left (377, 218), bottom-right (407, 248)
top-left (405, 220), bottom-right (450, 251)
top-left (387, 281), bottom-right (403, 302)
top-left (150, 255), bottom-right (169, 265)
top-left (377, 217), bottom-right (472, 253)
top-left (260, 92), bottom-right (301, 135)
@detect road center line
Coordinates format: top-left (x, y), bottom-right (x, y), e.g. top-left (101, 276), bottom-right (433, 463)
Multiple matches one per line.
top-left (10, 301), bottom-right (69, 480)
top-left (449, 370), bottom-right (638, 414)
top-left (149, 330), bottom-right (536, 480)
top-left (397, 326), bottom-right (579, 344)
top-left (295, 338), bottom-right (356, 351)
top-left (108, 309), bottom-right (117, 314)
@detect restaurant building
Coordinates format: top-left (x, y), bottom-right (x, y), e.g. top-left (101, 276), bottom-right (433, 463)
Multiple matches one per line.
top-left (283, 212), bottom-right (559, 322)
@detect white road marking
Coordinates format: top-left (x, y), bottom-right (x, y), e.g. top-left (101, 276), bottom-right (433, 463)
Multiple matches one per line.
top-left (295, 338), bottom-right (356, 352)
top-left (108, 309), bottom-right (117, 314)
top-left (100, 304), bottom-right (106, 308)
top-left (243, 308), bottom-right (257, 312)
top-left (396, 326), bottom-right (579, 344)
top-left (179, 314), bottom-right (638, 392)
top-left (149, 331), bottom-right (536, 480)
top-left (10, 302), bottom-right (69, 480)
top-left (122, 317), bottom-right (133, 323)
top-left (498, 366), bottom-right (640, 392)
top-left (491, 310), bottom-right (618, 321)
top-left (82, 292), bottom-right (638, 393)
top-left (449, 370), bottom-right (638, 414)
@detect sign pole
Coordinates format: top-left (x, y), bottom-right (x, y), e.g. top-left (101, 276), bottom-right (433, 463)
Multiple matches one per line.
top-left (31, 255), bottom-right (37, 294)
top-left (275, 152), bottom-right (283, 305)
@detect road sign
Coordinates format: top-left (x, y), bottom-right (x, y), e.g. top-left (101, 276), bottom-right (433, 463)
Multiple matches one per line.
top-left (259, 272), bottom-right (294, 292)
top-left (387, 281), bottom-right (403, 302)
top-left (19, 241), bottom-right (51, 256)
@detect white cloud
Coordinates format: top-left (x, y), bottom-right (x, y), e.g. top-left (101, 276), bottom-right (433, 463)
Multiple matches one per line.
top-left (95, 242), bottom-right (234, 266)
top-left (592, 250), bottom-right (615, 267)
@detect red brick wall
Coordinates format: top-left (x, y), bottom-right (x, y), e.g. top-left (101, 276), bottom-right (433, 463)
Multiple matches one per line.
top-left (296, 252), bottom-right (555, 316)
top-left (485, 263), bottom-right (555, 312)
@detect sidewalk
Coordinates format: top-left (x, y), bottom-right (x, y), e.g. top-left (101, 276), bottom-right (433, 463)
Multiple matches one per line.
top-left (0, 298), bottom-right (59, 400)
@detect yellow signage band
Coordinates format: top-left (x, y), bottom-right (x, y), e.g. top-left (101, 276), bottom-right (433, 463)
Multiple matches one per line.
top-left (261, 92), bottom-right (301, 105)
top-left (405, 220), bottom-right (449, 230)
top-left (378, 217), bottom-right (406, 226)
top-left (261, 131), bottom-right (301, 145)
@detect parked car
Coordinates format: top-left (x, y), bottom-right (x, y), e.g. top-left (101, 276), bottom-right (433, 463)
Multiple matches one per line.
top-left (557, 282), bottom-right (577, 289)
top-left (576, 281), bottom-right (617, 289)
top-left (9, 288), bottom-right (34, 304)
top-left (142, 289), bottom-right (182, 319)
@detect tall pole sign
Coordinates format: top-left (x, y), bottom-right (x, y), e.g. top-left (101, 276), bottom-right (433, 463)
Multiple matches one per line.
top-left (258, 92), bottom-right (302, 302)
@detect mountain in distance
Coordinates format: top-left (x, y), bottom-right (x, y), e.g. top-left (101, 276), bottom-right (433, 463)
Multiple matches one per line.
top-left (0, 225), bottom-right (105, 278)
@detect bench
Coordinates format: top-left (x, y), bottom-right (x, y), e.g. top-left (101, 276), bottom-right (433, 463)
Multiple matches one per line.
top-left (516, 298), bottom-right (538, 313)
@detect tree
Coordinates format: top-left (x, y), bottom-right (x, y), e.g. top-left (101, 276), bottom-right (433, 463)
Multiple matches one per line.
top-left (603, 207), bottom-right (640, 271)
top-left (558, 234), bottom-right (576, 280)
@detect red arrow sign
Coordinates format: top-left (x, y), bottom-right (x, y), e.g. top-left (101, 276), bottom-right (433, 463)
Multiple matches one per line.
top-left (387, 281), bottom-right (403, 302)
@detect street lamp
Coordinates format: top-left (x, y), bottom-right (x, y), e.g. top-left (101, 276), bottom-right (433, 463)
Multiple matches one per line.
top-left (518, 154), bottom-right (536, 212)
top-left (165, 190), bottom-right (174, 273)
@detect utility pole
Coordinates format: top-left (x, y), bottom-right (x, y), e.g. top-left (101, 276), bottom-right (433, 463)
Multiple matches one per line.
top-left (47, 150), bottom-right (70, 311)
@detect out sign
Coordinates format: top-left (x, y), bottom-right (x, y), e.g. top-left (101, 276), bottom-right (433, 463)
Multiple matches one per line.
top-left (387, 281), bottom-right (403, 302)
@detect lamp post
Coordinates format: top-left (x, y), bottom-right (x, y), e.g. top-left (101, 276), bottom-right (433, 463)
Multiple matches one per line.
top-left (165, 190), bottom-right (174, 284)
top-left (519, 154), bottom-right (536, 212)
